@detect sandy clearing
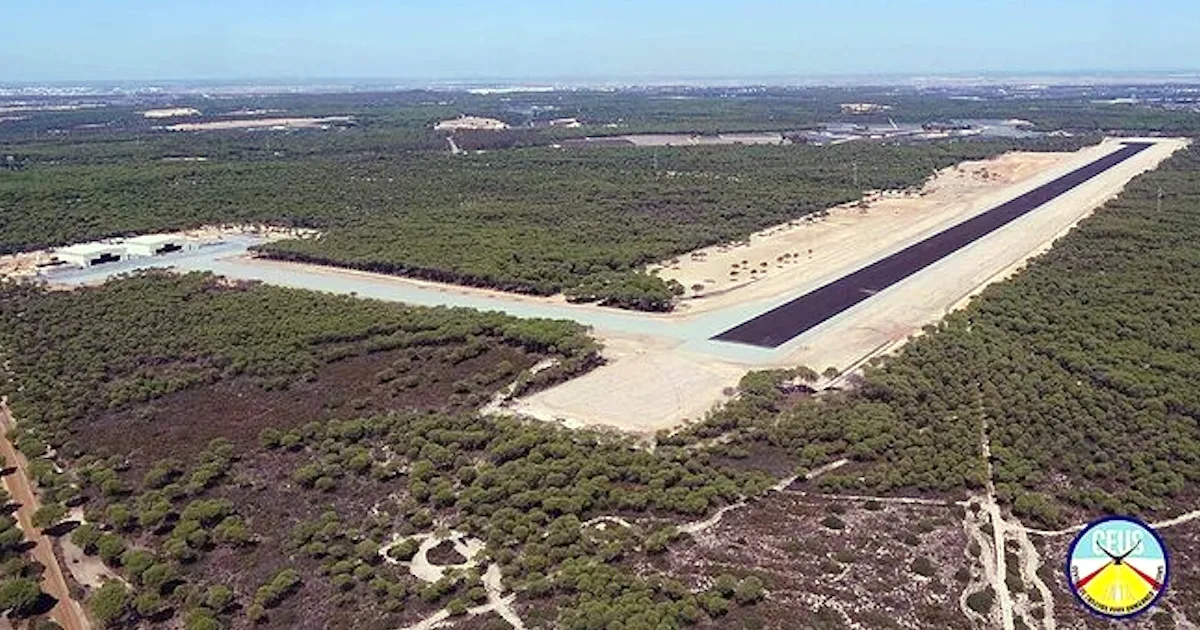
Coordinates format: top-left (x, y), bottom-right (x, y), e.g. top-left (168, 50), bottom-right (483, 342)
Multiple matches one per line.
top-left (621, 132), bottom-right (788, 147)
top-left (162, 116), bottom-right (353, 131)
top-left (772, 138), bottom-right (1186, 366)
top-left (61, 508), bottom-right (122, 591)
top-left (507, 336), bottom-right (744, 432)
top-left (434, 116), bottom-right (509, 131)
top-left (654, 150), bottom-right (1073, 314)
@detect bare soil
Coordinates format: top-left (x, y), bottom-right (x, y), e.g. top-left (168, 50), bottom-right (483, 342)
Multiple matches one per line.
top-left (653, 150), bottom-right (1072, 311)
top-left (163, 117), bottom-right (354, 132)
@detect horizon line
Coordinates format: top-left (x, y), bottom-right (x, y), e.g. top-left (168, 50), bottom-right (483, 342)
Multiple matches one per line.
top-left (5, 69), bottom-right (1200, 89)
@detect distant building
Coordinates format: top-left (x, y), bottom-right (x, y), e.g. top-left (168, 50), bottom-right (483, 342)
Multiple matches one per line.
top-left (142, 107), bottom-right (202, 119)
top-left (840, 103), bottom-right (892, 114)
top-left (434, 116), bottom-right (510, 131)
top-left (55, 243), bottom-right (126, 267)
top-left (549, 117), bottom-right (582, 128)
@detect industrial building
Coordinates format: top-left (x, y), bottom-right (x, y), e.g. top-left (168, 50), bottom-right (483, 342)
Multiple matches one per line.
top-left (54, 243), bottom-right (126, 267)
top-left (124, 234), bottom-right (193, 257)
top-left (51, 234), bottom-right (200, 268)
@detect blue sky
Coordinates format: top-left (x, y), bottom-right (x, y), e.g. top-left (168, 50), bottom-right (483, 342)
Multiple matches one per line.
top-left (3, 0), bottom-right (1198, 82)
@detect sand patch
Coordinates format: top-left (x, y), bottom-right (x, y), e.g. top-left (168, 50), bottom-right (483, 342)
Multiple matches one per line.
top-left (653, 150), bottom-right (1072, 315)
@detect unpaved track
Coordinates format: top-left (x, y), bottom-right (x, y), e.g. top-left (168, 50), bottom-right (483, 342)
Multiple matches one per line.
top-left (0, 401), bottom-right (90, 630)
top-left (979, 416), bottom-right (1016, 630)
top-left (1012, 522), bottom-right (1055, 630)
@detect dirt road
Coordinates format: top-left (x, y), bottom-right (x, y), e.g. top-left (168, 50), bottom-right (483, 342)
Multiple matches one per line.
top-left (0, 401), bottom-right (91, 630)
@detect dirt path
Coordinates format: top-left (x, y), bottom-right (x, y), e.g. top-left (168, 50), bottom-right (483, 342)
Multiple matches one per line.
top-left (1012, 521), bottom-right (1056, 630)
top-left (784, 491), bottom-right (959, 507)
top-left (0, 401), bottom-right (91, 630)
top-left (959, 502), bottom-right (997, 628)
top-left (1019, 507), bottom-right (1200, 539)
top-left (978, 409), bottom-right (1015, 630)
top-left (481, 564), bottom-right (525, 630)
top-left (385, 531), bottom-right (526, 630)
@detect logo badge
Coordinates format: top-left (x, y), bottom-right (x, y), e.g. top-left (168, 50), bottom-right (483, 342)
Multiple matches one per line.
top-left (1067, 516), bottom-right (1168, 618)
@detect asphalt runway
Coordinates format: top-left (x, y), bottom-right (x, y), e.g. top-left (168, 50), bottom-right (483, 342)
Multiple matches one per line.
top-left (713, 142), bottom-right (1154, 348)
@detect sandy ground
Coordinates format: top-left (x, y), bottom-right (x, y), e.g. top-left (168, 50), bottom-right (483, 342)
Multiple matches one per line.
top-left (383, 531), bottom-right (526, 630)
top-left (509, 335), bottom-right (747, 431)
top-left (624, 132), bottom-right (788, 147)
top-left (142, 107), bottom-right (201, 119)
top-left (434, 116), bottom-right (509, 131)
top-left (0, 401), bottom-right (91, 630)
top-left (652, 149), bottom-right (1071, 313)
top-left (61, 507), bottom-right (122, 591)
top-left (512, 138), bottom-right (1189, 433)
top-left (162, 116), bottom-right (353, 131)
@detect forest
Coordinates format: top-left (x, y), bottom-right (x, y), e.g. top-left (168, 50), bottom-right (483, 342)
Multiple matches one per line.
top-left (1, 124), bottom-right (1089, 309)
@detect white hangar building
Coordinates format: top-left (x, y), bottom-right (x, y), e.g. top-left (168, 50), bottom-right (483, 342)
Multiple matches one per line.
top-left (55, 243), bottom-right (127, 267)
top-left (123, 234), bottom-right (193, 257)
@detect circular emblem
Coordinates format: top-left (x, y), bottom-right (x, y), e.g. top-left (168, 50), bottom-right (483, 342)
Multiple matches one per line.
top-left (1066, 516), bottom-right (1168, 618)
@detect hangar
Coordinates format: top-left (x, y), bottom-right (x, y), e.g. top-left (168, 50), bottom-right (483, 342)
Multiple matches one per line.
top-left (124, 234), bottom-right (192, 257)
top-left (55, 243), bottom-right (126, 267)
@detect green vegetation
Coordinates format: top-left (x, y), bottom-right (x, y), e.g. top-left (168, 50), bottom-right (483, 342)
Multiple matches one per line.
top-left (0, 578), bottom-right (43, 618)
top-left (0, 487), bottom-right (48, 620)
top-left (3, 91), bottom-right (1200, 625)
top-left (0, 273), bottom-right (776, 628)
top-left (252, 140), bottom-right (1085, 309)
top-left (90, 581), bottom-right (131, 627)
top-left (0, 271), bottom-right (597, 447)
top-left (679, 143), bottom-right (1200, 527)
top-left (1, 98), bottom-right (1090, 310)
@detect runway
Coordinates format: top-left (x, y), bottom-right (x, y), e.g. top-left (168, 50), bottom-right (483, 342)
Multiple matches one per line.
top-left (712, 142), bottom-right (1154, 348)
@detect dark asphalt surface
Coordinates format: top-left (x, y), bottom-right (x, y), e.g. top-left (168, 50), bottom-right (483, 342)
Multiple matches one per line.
top-left (713, 142), bottom-right (1153, 348)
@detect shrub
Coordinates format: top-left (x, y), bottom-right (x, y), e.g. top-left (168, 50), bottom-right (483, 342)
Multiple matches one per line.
top-left (820, 515), bottom-right (845, 530)
top-left (966, 587), bottom-right (995, 615)
top-left (734, 576), bottom-right (766, 604)
top-left (911, 557), bottom-right (936, 577)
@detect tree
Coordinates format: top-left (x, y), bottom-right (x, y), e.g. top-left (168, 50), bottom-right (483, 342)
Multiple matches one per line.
top-left (90, 581), bottom-right (130, 627)
top-left (95, 534), bottom-right (127, 564)
top-left (71, 523), bottom-right (101, 553)
top-left (0, 578), bottom-right (43, 617)
top-left (32, 503), bottom-right (66, 530)
top-left (184, 608), bottom-right (223, 630)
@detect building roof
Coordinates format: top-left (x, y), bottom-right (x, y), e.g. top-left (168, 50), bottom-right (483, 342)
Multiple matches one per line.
top-left (125, 234), bottom-right (180, 246)
top-left (56, 242), bottom-right (125, 256)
